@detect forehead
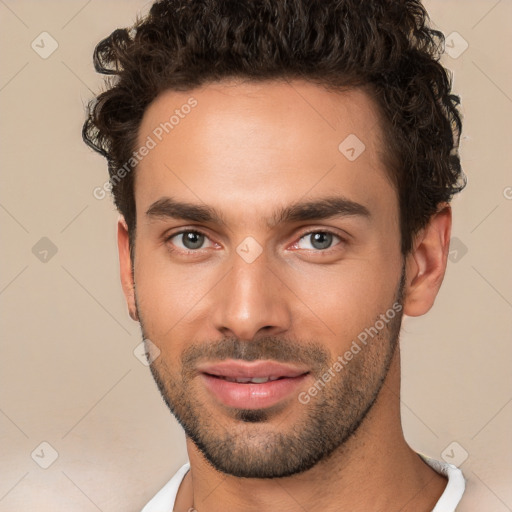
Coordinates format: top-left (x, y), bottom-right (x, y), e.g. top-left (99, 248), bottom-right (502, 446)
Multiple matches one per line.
top-left (134, 80), bottom-right (395, 221)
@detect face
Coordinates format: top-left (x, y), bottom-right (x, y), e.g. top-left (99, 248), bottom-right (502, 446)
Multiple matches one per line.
top-left (126, 80), bottom-right (406, 478)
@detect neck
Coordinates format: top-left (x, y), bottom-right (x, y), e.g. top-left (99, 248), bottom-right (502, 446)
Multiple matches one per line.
top-left (175, 346), bottom-right (447, 512)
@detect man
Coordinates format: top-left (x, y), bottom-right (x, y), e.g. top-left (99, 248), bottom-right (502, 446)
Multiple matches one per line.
top-left (83, 0), bottom-right (467, 510)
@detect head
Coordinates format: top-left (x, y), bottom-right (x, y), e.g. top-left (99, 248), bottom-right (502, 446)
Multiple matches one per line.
top-left (83, 0), bottom-right (464, 478)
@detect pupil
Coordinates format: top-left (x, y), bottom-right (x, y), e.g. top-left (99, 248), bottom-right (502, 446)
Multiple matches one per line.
top-left (311, 232), bottom-right (332, 250)
top-left (184, 232), bottom-right (204, 249)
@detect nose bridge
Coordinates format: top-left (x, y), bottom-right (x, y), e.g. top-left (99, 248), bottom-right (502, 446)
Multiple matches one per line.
top-left (211, 248), bottom-right (291, 339)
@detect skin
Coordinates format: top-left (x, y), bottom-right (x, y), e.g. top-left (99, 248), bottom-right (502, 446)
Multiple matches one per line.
top-left (118, 80), bottom-right (452, 511)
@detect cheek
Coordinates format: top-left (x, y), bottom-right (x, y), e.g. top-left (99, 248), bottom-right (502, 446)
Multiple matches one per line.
top-left (285, 251), bottom-right (402, 349)
top-left (133, 243), bottom-right (220, 337)
top-left (293, 269), bottom-right (383, 337)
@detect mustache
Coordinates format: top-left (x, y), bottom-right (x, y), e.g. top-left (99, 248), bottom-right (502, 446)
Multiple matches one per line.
top-left (181, 336), bottom-right (330, 373)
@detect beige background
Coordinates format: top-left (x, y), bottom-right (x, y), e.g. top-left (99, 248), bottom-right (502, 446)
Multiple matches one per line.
top-left (0, 0), bottom-right (511, 510)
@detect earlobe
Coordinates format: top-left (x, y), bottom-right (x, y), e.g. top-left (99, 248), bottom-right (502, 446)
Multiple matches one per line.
top-left (117, 216), bottom-right (139, 322)
top-left (403, 204), bottom-right (452, 317)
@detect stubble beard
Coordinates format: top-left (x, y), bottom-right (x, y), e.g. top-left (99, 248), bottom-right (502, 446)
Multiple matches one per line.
top-left (138, 271), bottom-right (405, 479)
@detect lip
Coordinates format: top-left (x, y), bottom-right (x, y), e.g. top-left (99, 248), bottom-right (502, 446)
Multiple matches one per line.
top-left (198, 360), bottom-right (310, 410)
top-left (197, 360), bottom-right (309, 379)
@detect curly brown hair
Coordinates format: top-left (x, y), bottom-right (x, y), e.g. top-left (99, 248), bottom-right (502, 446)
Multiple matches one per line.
top-left (83, 0), bottom-right (465, 255)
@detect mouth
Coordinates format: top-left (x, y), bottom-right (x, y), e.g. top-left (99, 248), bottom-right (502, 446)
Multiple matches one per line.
top-left (197, 360), bottom-right (310, 410)
top-left (206, 375), bottom-right (287, 383)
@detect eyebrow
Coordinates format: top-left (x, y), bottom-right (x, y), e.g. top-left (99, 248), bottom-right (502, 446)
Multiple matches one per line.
top-left (267, 196), bottom-right (371, 228)
top-left (145, 196), bottom-right (371, 227)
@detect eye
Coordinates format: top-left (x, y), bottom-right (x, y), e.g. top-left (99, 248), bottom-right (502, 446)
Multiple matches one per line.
top-left (296, 231), bottom-right (342, 250)
top-left (167, 230), bottom-right (214, 251)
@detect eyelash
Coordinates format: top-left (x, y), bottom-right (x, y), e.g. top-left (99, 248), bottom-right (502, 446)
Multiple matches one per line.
top-left (165, 228), bottom-right (346, 253)
top-left (295, 229), bottom-right (346, 251)
top-left (164, 229), bottom-right (214, 254)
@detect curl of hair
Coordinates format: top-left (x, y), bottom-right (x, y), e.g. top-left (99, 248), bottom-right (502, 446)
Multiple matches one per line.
top-left (83, 0), bottom-right (465, 254)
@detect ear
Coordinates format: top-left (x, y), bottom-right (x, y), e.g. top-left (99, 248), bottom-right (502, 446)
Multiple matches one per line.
top-left (117, 216), bottom-right (139, 322)
top-left (403, 204), bottom-right (452, 317)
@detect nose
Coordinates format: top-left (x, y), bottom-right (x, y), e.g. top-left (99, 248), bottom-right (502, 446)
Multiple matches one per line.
top-left (210, 249), bottom-right (292, 341)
